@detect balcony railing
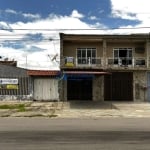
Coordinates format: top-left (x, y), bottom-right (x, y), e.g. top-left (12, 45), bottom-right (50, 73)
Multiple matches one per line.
top-left (61, 57), bottom-right (101, 67)
top-left (108, 57), bottom-right (132, 66)
top-left (107, 57), bottom-right (147, 68)
top-left (61, 56), bottom-right (148, 69)
top-left (77, 57), bottom-right (101, 65)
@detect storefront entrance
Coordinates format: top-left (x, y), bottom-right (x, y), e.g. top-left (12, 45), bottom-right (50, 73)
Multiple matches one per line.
top-left (67, 77), bottom-right (92, 100)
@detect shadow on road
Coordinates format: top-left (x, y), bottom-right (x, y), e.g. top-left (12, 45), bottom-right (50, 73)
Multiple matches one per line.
top-left (69, 101), bottom-right (117, 109)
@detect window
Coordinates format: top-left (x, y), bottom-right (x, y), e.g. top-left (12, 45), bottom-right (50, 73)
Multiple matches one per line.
top-left (77, 48), bottom-right (96, 64)
top-left (113, 48), bottom-right (132, 65)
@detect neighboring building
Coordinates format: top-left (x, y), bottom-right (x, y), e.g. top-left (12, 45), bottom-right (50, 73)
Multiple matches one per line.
top-left (60, 33), bottom-right (150, 102)
top-left (0, 61), bottom-right (60, 101)
top-left (27, 70), bottom-right (60, 101)
top-left (0, 63), bottom-right (32, 100)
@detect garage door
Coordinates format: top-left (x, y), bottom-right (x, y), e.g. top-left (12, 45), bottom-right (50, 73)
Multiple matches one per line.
top-left (67, 78), bottom-right (92, 100)
top-left (104, 72), bottom-right (133, 101)
top-left (34, 78), bottom-right (59, 101)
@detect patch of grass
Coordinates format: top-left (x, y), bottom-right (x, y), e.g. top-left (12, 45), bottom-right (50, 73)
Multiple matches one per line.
top-left (17, 104), bottom-right (26, 112)
top-left (0, 104), bottom-right (26, 112)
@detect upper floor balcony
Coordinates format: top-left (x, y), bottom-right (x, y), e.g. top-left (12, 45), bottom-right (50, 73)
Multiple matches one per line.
top-left (61, 56), bottom-right (148, 70)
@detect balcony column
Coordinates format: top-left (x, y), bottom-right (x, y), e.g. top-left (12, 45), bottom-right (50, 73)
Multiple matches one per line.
top-left (60, 37), bottom-right (64, 68)
top-left (102, 40), bottom-right (107, 68)
top-left (146, 40), bottom-right (150, 68)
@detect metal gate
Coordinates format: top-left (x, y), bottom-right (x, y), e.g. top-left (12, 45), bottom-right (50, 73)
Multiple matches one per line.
top-left (104, 72), bottom-right (133, 101)
top-left (33, 78), bottom-right (59, 101)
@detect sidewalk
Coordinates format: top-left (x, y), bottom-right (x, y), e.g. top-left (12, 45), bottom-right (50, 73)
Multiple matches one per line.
top-left (0, 101), bottom-right (150, 118)
top-left (57, 101), bottom-right (150, 118)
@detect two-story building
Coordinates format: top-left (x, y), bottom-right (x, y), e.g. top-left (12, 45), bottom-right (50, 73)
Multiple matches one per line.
top-left (60, 33), bottom-right (150, 102)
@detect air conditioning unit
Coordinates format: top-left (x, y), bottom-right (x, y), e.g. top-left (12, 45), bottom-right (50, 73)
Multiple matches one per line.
top-left (135, 47), bottom-right (145, 53)
top-left (135, 59), bottom-right (145, 66)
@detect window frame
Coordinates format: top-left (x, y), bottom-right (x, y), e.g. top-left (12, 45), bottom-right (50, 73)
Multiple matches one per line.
top-left (113, 48), bottom-right (133, 65)
top-left (77, 48), bottom-right (97, 65)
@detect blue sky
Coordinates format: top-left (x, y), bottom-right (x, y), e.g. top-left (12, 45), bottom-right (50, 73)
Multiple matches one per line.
top-left (0, 0), bottom-right (139, 27)
top-left (0, 0), bottom-right (150, 70)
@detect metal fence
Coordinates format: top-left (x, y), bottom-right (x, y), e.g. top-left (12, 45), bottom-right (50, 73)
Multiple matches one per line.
top-left (0, 77), bottom-right (30, 95)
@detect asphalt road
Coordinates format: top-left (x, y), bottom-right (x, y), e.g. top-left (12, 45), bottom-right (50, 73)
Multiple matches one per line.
top-left (0, 118), bottom-right (150, 150)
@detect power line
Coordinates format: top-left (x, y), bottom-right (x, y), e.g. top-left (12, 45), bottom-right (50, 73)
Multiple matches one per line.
top-left (0, 26), bottom-right (150, 42)
top-left (1, 26), bottom-right (150, 31)
top-left (0, 37), bottom-right (60, 42)
top-left (0, 26), bottom-right (150, 37)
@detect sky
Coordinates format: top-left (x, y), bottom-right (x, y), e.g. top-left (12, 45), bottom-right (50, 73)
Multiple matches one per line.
top-left (0, 0), bottom-right (150, 70)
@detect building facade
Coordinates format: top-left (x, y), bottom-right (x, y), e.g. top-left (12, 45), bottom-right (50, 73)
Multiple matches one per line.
top-left (60, 33), bottom-right (150, 102)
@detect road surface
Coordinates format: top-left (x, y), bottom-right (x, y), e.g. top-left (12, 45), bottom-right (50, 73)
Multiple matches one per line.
top-left (0, 118), bottom-right (150, 150)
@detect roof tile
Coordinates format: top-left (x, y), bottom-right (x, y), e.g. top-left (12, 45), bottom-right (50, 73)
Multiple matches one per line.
top-left (27, 70), bottom-right (60, 76)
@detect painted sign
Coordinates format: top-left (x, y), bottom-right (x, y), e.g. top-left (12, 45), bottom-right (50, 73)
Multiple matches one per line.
top-left (0, 84), bottom-right (18, 89)
top-left (0, 78), bottom-right (18, 85)
top-left (65, 57), bottom-right (74, 67)
top-left (6, 85), bottom-right (18, 89)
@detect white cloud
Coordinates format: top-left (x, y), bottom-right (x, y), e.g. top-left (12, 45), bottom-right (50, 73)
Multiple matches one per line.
top-left (5, 9), bottom-right (41, 20)
top-left (23, 13), bottom-right (41, 19)
top-left (0, 21), bottom-right (11, 30)
top-left (89, 16), bottom-right (98, 20)
top-left (5, 9), bottom-right (17, 14)
top-left (111, 0), bottom-right (150, 13)
top-left (108, 0), bottom-right (150, 34)
top-left (111, 10), bottom-right (138, 20)
top-left (111, 0), bottom-right (150, 24)
top-left (70, 10), bottom-right (84, 18)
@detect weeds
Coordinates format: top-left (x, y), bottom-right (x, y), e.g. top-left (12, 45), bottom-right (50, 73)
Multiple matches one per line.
top-left (0, 104), bottom-right (27, 112)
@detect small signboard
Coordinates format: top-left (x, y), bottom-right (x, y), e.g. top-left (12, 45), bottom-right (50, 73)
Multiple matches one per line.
top-left (65, 57), bottom-right (74, 67)
top-left (0, 84), bottom-right (18, 90)
top-left (0, 84), bottom-right (18, 89)
top-left (0, 78), bottom-right (19, 89)
top-left (6, 85), bottom-right (18, 89)
top-left (0, 78), bottom-right (18, 85)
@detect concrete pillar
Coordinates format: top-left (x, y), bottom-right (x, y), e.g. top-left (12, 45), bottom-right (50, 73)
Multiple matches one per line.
top-left (63, 80), bottom-right (67, 101)
top-left (60, 34), bottom-right (64, 68)
top-left (93, 76), bottom-right (104, 101)
top-left (146, 40), bottom-right (150, 68)
top-left (59, 79), bottom-right (67, 101)
top-left (102, 40), bottom-right (107, 68)
top-left (133, 71), bottom-right (147, 102)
